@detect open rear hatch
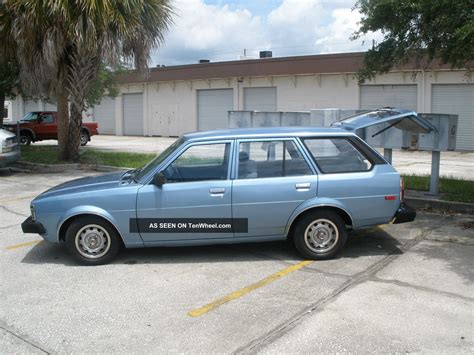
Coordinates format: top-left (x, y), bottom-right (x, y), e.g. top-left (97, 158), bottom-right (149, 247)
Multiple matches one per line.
top-left (331, 108), bottom-right (436, 137)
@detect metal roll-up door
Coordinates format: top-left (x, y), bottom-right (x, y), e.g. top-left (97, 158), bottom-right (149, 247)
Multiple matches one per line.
top-left (44, 102), bottom-right (57, 111)
top-left (123, 93), bottom-right (143, 136)
top-left (244, 87), bottom-right (277, 111)
top-left (24, 99), bottom-right (39, 115)
top-left (432, 84), bottom-right (474, 151)
top-left (360, 85), bottom-right (418, 110)
top-left (197, 89), bottom-right (233, 130)
top-left (93, 97), bottom-right (116, 135)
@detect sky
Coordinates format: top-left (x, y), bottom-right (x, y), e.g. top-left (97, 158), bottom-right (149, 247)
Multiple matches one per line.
top-left (150, 0), bottom-right (383, 66)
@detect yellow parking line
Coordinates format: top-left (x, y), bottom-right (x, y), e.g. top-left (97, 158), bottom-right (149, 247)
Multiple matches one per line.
top-left (5, 240), bottom-right (42, 250)
top-left (188, 260), bottom-right (314, 317)
top-left (0, 195), bottom-right (35, 204)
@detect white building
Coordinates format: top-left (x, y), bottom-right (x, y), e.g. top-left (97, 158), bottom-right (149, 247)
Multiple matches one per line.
top-left (7, 52), bottom-right (474, 150)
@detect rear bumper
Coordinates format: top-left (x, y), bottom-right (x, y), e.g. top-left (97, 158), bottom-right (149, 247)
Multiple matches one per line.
top-left (21, 216), bottom-right (46, 234)
top-left (392, 202), bottom-right (416, 224)
top-left (0, 149), bottom-right (21, 168)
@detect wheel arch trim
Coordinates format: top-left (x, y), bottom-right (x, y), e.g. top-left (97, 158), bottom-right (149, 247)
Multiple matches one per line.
top-left (57, 208), bottom-right (125, 245)
top-left (285, 201), bottom-right (355, 235)
top-left (20, 128), bottom-right (36, 140)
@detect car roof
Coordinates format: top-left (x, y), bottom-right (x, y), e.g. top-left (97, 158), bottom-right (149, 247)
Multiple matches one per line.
top-left (183, 126), bottom-right (353, 141)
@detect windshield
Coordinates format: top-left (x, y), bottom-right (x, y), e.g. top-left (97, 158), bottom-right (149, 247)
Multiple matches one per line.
top-left (21, 112), bottom-right (39, 121)
top-left (134, 138), bottom-right (184, 181)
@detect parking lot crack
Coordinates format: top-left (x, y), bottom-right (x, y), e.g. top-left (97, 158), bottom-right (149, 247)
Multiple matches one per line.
top-left (0, 321), bottom-right (51, 354)
top-left (0, 205), bottom-right (28, 218)
top-left (369, 277), bottom-right (474, 302)
top-left (234, 229), bottom-right (433, 355)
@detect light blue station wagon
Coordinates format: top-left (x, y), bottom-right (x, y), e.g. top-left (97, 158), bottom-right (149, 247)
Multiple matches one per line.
top-left (22, 109), bottom-right (422, 265)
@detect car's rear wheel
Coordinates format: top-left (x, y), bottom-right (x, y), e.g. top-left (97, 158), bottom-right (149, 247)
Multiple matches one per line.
top-left (80, 130), bottom-right (89, 146)
top-left (65, 216), bottom-right (121, 265)
top-left (293, 210), bottom-right (347, 260)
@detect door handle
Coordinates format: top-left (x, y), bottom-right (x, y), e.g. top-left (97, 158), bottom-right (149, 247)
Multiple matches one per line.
top-left (295, 183), bottom-right (311, 191)
top-left (210, 187), bottom-right (225, 195)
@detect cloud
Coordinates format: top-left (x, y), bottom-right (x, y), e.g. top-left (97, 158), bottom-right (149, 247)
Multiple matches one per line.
top-left (151, 0), bottom-right (267, 65)
top-left (314, 8), bottom-right (380, 53)
top-left (151, 0), bottom-right (382, 65)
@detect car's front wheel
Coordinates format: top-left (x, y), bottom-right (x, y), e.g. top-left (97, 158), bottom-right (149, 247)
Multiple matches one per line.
top-left (293, 210), bottom-right (347, 260)
top-left (65, 216), bottom-right (121, 265)
top-left (19, 132), bottom-right (32, 146)
top-left (80, 130), bottom-right (89, 146)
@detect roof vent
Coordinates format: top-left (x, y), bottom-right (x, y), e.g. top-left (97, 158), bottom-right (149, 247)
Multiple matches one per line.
top-left (199, 59), bottom-right (210, 63)
top-left (259, 51), bottom-right (272, 58)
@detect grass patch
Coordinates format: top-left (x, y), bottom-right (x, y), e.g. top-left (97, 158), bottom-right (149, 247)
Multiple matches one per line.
top-left (81, 150), bottom-right (155, 168)
top-left (403, 174), bottom-right (474, 204)
top-left (20, 145), bottom-right (155, 169)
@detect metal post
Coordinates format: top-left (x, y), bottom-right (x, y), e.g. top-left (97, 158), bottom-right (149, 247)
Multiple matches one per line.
top-left (429, 150), bottom-right (441, 195)
top-left (383, 148), bottom-right (392, 164)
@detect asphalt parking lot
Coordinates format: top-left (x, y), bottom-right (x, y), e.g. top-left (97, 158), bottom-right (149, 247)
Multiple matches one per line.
top-left (1, 170), bottom-right (473, 353)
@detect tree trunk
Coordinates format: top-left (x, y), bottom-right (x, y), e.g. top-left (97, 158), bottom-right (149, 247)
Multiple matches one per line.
top-left (67, 98), bottom-right (82, 162)
top-left (0, 91), bottom-right (5, 129)
top-left (56, 91), bottom-right (70, 160)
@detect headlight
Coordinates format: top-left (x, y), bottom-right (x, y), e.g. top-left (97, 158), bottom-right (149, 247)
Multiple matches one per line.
top-left (30, 205), bottom-right (36, 221)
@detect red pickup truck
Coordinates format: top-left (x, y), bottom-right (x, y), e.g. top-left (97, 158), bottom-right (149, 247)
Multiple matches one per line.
top-left (4, 111), bottom-right (99, 146)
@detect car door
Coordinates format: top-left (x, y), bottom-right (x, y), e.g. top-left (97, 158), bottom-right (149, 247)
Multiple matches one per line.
top-left (136, 140), bottom-right (234, 243)
top-left (37, 113), bottom-right (56, 139)
top-left (232, 138), bottom-right (317, 238)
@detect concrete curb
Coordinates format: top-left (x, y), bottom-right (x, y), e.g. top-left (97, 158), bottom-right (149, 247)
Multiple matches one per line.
top-left (404, 197), bottom-right (474, 215)
top-left (14, 161), bottom-right (127, 173)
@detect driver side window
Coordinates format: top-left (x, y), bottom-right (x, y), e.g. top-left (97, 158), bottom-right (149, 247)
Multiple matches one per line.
top-left (40, 114), bottom-right (54, 123)
top-left (162, 143), bottom-right (230, 183)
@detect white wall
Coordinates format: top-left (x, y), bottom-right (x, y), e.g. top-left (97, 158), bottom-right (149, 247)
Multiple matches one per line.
top-left (7, 69), bottom-right (471, 135)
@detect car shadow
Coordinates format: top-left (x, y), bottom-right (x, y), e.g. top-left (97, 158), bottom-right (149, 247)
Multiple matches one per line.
top-left (21, 227), bottom-right (404, 267)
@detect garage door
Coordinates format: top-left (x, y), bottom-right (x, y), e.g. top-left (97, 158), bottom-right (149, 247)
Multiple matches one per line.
top-left (197, 89), bottom-right (233, 130)
top-left (244, 87), bottom-right (277, 111)
top-left (24, 99), bottom-right (39, 115)
top-left (123, 93), bottom-right (143, 136)
top-left (44, 102), bottom-right (57, 111)
top-left (432, 84), bottom-right (474, 151)
top-left (93, 97), bottom-right (116, 135)
top-left (360, 85), bottom-right (417, 110)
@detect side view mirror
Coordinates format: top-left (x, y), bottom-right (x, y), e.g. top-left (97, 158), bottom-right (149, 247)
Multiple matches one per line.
top-left (152, 172), bottom-right (166, 187)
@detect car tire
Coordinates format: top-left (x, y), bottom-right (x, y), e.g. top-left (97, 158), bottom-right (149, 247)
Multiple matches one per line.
top-left (19, 132), bottom-right (32, 146)
top-left (293, 210), bottom-right (347, 260)
top-left (65, 216), bottom-right (121, 265)
top-left (80, 131), bottom-right (89, 146)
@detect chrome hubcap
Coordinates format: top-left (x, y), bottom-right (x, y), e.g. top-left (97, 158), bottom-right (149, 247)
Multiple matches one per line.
top-left (304, 218), bottom-right (339, 253)
top-left (75, 224), bottom-right (111, 259)
top-left (80, 134), bottom-right (87, 144)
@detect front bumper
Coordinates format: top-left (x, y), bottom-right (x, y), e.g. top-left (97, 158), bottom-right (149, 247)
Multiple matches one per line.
top-left (0, 149), bottom-right (21, 168)
top-left (392, 202), bottom-right (416, 224)
top-left (21, 216), bottom-right (46, 234)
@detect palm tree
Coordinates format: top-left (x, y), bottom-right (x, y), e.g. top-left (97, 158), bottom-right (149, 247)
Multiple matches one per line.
top-left (3, 0), bottom-right (174, 161)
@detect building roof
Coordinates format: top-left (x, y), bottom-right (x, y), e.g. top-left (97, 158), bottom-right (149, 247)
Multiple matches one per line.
top-left (118, 51), bottom-right (454, 85)
top-left (183, 126), bottom-right (351, 141)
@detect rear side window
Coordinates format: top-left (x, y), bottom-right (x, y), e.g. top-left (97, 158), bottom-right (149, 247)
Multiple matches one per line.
top-left (238, 140), bottom-right (312, 179)
top-left (303, 138), bottom-right (373, 173)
